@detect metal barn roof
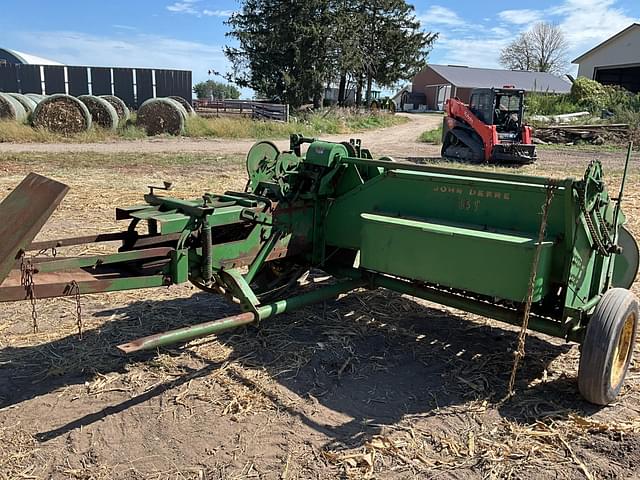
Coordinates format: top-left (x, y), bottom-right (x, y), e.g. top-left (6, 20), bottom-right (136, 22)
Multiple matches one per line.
top-left (428, 64), bottom-right (572, 93)
top-left (0, 48), bottom-right (63, 65)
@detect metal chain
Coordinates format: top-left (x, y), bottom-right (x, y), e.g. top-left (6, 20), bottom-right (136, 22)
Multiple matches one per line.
top-left (595, 207), bottom-right (615, 251)
top-left (67, 280), bottom-right (83, 339)
top-left (577, 191), bottom-right (610, 256)
top-left (20, 255), bottom-right (38, 333)
top-left (578, 159), bottom-right (614, 256)
top-left (35, 247), bottom-right (58, 258)
top-left (507, 184), bottom-right (557, 398)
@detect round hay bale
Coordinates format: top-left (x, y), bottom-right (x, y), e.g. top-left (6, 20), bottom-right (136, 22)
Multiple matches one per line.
top-left (0, 93), bottom-right (28, 122)
top-left (99, 95), bottom-right (130, 124)
top-left (168, 96), bottom-right (196, 116)
top-left (7, 93), bottom-right (38, 117)
top-left (25, 93), bottom-right (46, 104)
top-left (32, 94), bottom-right (92, 134)
top-left (78, 95), bottom-right (118, 130)
top-left (164, 97), bottom-right (189, 121)
top-left (137, 98), bottom-right (186, 135)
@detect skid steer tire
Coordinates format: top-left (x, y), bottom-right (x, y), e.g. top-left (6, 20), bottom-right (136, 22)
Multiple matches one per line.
top-left (578, 288), bottom-right (638, 405)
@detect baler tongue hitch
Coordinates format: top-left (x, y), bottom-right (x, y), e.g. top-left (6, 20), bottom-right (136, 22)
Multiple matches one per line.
top-left (2, 135), bottom-right (638, 406)
top-left (0, 173), bottom-right (69, 288)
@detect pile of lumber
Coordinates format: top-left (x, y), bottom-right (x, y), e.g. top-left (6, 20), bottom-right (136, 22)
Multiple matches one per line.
top-left (533, 124), bottom-right (630, 145)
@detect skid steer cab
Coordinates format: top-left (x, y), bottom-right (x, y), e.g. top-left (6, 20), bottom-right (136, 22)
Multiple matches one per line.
top-left (442, 87), bottom-right (537, 165)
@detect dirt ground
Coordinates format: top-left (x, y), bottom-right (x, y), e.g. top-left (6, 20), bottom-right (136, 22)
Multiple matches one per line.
top-left (0, 113), bottom-right (439, 158)
top-left (0, 129), bottom-right (639, 479)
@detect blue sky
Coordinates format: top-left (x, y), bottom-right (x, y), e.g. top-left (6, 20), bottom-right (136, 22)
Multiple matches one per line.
top-left (1, 0), bottom-right (638, 96)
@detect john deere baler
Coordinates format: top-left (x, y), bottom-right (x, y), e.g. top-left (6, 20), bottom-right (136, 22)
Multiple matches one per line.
top-left (0, 135), bottom-right (637, 405)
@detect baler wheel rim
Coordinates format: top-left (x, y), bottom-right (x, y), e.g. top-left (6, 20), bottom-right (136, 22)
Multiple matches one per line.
top-left (578, 287), bottom-right (639, 405)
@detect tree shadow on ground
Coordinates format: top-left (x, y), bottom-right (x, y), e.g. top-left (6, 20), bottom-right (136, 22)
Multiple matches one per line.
top-left (0, 283), bottom-right (597, 447)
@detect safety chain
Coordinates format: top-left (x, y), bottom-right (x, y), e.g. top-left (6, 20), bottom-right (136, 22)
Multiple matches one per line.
top-left (36, 247), bottom-right (58, 258)
top-left (578, 191), bottom-right (613, 256)
top-left (507, 184), bottom-right (557, 398)
top-left (20, 255), bottom-right (38, 333)
top-left (66, 280), bottom-right (83, 339)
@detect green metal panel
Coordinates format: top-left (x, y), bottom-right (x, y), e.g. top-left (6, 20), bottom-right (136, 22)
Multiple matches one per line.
top-left (305, 141), bottom-right (349, 167)
top-left (359, 213), bottom-right (554, 302)
top-left (171, 249), bottom-right (189, 284)
top-left (154, 213), bottom-right (191, 234)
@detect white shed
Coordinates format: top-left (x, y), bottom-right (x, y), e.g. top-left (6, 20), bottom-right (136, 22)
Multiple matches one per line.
top-left (572, 23), bottom-right (640, 93)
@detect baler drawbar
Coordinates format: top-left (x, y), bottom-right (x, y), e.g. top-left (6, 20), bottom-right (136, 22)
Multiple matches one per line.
top-left (1, 136), bottom-right (638, 405)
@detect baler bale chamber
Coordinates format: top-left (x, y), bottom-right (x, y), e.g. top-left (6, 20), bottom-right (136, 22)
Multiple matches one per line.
top-left (0, 135), bottom-right (637, 406)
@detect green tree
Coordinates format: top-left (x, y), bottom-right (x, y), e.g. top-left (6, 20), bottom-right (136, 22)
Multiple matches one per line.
top-left (225, 0), bottom-right (435, 108)
top-left (193, 80), bottom-right (241, 100)
top-left (355, 0), bottom-right (437, 104)
top-left (225, 0), bottom-right (333, 108)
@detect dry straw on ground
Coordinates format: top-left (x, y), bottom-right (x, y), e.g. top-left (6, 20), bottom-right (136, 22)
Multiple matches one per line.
top-left (0, 152), bottom-right (638, 479)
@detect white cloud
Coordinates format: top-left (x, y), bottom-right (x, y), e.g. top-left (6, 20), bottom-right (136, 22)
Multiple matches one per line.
top-left (551, 0), bottom-right (636, 58)
top-left (498, 9), bottom-right (544, 25)
top-left (166, 0), bottom-right (232, 18)
top-left (418, 6), bottom-right (466, 27)
top-left (490, 27), bottom-right (511, 37)
top-left (166, 0), bottom-right (200, 15)
top-left (203, 9), bottom-right (234, 17)
top-left (432, 32), bottom-right (512, 68)
top-left (112, 24), bottom-right (137, 31)
top-left (428, 0), bottom-right (636, 73)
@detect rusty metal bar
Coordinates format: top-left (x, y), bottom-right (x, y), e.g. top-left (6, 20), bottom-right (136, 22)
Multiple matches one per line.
top-left (117, 278), bottom-right (365, 353)
top-left (0, 173), bottom-right (69, 285)
top-left (0, 272), bottom-right (168, 302)
top-left (33, 247), bottom-right (173, 273)
top-left (28, 232), bottom-right (129, 251)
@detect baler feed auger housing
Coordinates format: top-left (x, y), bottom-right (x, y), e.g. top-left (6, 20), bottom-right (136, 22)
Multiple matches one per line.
top-left (0, 135), bottom-right (637, 405)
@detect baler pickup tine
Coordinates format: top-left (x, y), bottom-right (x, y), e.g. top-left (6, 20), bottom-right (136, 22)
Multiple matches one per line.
top-left (0, 173), bottom-right (69, 286)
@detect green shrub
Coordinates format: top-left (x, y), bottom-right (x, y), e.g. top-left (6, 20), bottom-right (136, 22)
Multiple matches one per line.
top-left (526, 93), bottom-right (581, 116)
top-left (526, 78), bottom-right (640, 127)
top-left (569, 77), bottom-right (636, 114)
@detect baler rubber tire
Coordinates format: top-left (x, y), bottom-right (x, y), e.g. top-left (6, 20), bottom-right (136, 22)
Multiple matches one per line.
top-left (578, 288), bottom-right (638, 405)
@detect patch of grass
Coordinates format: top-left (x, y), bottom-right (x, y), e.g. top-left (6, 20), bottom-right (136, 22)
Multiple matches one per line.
top-left (1, 109), bottom-right (406, 143)
top-left (185, 110), bottom-right (407, 139)
top-left (536, 143), bottom-right (628, 153)
top-left (418, 125), bottom-right (443, 144)
top-left (525, 93), bottom-right (582, 117)
top-left (0, 120), bottom-right (147, 143)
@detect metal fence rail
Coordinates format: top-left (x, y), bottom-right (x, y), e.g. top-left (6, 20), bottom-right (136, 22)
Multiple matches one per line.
top-left (193, 99), bottom-right (289, 122)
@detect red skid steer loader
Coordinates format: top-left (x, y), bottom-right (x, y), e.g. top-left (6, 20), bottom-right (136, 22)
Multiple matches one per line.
top-left (441, 87), bottom-right (537, 165)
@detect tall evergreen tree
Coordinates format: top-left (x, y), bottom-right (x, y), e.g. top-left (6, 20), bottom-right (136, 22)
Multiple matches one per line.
top-left (225, 0), bottom-right (333, 107)
top-left (358, 0), bottom-right (437, 103)
top-left (225, 0), bottom-right (437, 107)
